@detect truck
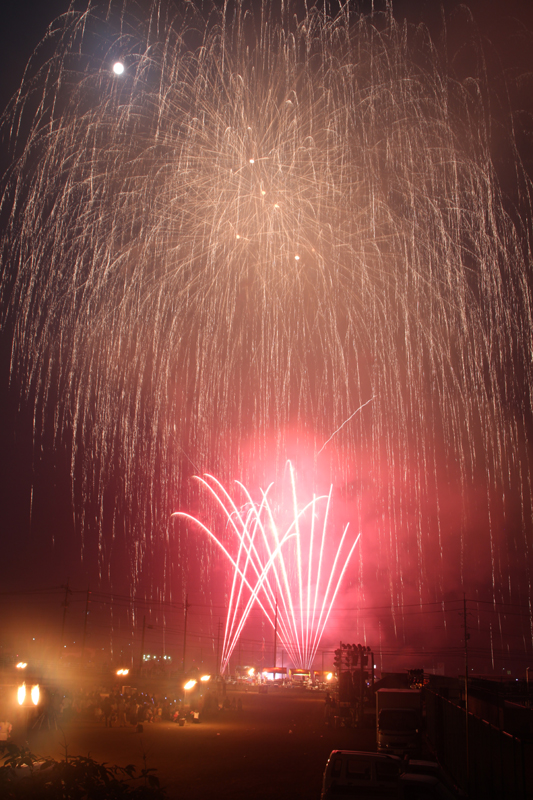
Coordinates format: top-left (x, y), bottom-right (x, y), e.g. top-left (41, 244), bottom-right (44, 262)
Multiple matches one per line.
top-left (376, 688), bottom-right (422, 755)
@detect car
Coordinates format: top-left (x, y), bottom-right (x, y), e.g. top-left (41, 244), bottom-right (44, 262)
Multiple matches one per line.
top-left (321, 750), bottom-right (403, 799)
top-left (404, 760), bottom-right (441, 779)
top-left (321, 751), bottom-right (462, 800)
top-left (402, 760), bottom-right (466, 799)
top-left (399, 772), bottom-right (459, 799)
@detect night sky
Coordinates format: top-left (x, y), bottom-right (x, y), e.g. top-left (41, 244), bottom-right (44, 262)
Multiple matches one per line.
top-left (2, 0), bottom-right (533, 679)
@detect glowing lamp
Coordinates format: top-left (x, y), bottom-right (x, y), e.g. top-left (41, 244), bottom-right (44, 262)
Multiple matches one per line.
top-left (17, 684), bottom-right (26, 705)
top-left (16, 662), bottom-right (27, 669)
top-left (184, 679), bottom-right (197, 691)
top-left (248, 667), bottom-right (255, 676)
top-left (112, 62), bottom-right (125, 75)
top-left (200, 674), bottom-right (211, 682)
top-left (326, 672), bottom-right (333, 681)
top-left (31, 684), bottom-right (40, 705)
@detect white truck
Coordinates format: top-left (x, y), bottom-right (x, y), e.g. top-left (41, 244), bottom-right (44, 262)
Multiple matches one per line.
top-left (376, 688), bottom-right (422, 755)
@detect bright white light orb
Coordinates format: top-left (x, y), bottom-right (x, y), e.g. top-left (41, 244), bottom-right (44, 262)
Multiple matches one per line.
top-left (112, 62), bottom-right (125, 76)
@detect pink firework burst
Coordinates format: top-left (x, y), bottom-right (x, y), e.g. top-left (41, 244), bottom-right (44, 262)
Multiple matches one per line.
top-left (173, 462), bottom-right (360, 672)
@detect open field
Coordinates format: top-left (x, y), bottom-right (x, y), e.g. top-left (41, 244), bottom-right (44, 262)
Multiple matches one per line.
top-left (11, 688), bottom-right (376, 799)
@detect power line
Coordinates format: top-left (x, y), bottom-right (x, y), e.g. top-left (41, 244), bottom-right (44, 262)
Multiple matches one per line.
top-left (2, 585), bottom-right (533, 616)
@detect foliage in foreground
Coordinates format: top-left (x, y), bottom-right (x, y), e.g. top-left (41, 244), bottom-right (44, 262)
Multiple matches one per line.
top-left (0, 743), bottom-right (167, 799)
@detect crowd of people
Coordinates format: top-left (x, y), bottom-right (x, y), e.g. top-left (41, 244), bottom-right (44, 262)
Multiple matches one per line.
top-left (93, 692), bottom-right (171, 727)
top-left (4, 682), bottom-right (244, 734)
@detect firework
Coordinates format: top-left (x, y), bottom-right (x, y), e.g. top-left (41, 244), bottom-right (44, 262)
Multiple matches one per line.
top-left (173, 462), bottom-right (360, 671)
top-left (1, 0), bottom-right (532, 630)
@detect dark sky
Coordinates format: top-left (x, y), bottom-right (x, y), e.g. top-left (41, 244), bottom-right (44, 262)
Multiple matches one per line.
top-left (2, 0), bottom-right (532, 101)
top-left (0, 1), bottom-right (71, 111)
top-left (1, 0), bottom-right (533, 676)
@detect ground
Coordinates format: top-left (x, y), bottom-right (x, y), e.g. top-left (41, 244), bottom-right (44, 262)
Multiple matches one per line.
top-left (10, 688), bottom-right (377, 799)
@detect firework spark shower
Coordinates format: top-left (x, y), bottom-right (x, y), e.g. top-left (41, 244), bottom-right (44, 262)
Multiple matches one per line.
top-left (173, 462), bottom-right (360, 671)
top-left (1, 0), bottom-right (533, 651)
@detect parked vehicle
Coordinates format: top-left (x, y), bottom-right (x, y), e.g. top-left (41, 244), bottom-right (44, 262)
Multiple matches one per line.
top-left (376, 688), bottom-right (422, 755)
top-left (320, 750), bottom-right (402, 799)
top-left (399, 772), bottom-right (459, 799)
top-left (321, 751), bottom-right (461, 800)
top-left (402, 759), bottom-right (466, 799)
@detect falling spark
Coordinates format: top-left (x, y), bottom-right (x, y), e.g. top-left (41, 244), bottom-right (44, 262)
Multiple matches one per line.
top-left (0, 0), bottom-right (532, 628)
top-left (317, 397), bottom-right (375, 456)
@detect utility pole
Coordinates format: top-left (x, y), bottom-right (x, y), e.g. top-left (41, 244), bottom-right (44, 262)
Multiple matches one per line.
top-left (81, 586), bottom-right (90, 660)
top-left (182, 595), bottom-right (190, 672)
top-left (139, 616), bottom-right (153, 673)
top-left (215, 618), bottom-right (222, 676)
top-left (140, 616), bottom-right (146, 672)
top-left (463, 593), bottom-right (470, 788)
top-left (273, 595), bottom-right (278, 669)
top-left (59, 579), bottom-right (72, 656)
